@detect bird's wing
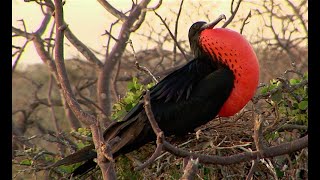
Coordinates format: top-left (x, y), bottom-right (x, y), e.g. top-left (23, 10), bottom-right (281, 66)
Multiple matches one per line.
top-left (120, 56), bottom-right (215, 123)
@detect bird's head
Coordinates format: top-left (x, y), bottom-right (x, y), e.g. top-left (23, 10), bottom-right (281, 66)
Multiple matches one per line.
top-left (188, 14), bottom-right (226, 57)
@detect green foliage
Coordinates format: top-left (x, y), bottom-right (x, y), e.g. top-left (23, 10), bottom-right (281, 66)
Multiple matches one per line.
top-left (111, 77), bottom-right (155, 121)
top-left (260, 73), bottom-right (308, 126)
top-left (76, 127), bottom-right (92, 137)
top-left (116, 156), bottom-right (143, 180)
top-left (20, 159), bottom-right (33, 166)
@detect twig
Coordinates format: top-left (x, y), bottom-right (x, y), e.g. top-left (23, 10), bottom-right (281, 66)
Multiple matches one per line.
top-left (261, 158), bottom-right (279, 180)
top-left (135, 132), bottom-right (164, 170)
top-left (64, 26), bottom-right (103, 69)
top-left (112, 58), bottom-right (121, 101)
top-left (127, 39), bottom-right (159, 83)
top-left (154, 11), bottom-right (188, 61)
top-left (240, 10), bottom-right (251, 34)
top-left (12, 41), bottom-right (30, 73)
top-left (47, 75), bottom-right (65, 157)
top-left (180, 158), bottom-right (199, 180)
top-left (253, 114), bottom-right (266, 158)
top-left (222, 0), bottom-right (243, 28)
top-left (105, 20), bottom-right (120, 57)
top-left (134, 91), bottom-right (164, 170)
top-left (172, 0), bottom-right (184, 67)
top-left (70, 131), bottom-right (93, 142)
top-left (143, 0), bottom-right (162, 11)
top-left (97, 0), bottom-right (128, 22)
top-left (246, 158), bottom-right (259, 180)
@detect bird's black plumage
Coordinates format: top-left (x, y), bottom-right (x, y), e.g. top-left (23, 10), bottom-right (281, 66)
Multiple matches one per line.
top-left (54, 16), bottom-right (235, 178)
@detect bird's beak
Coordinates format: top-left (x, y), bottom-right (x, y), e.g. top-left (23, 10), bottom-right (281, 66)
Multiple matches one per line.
top-left (200, 14), bottom-right (226, 30)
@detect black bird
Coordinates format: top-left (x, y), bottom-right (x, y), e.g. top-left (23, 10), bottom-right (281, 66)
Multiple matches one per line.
top-left (54, 14), bottom-right (260, 177)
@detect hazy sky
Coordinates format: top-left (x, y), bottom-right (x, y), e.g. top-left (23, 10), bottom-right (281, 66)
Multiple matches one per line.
top-left (12, 0), bottom-right (236, 68)
top-left (13, 0), bottom-right (306, 70)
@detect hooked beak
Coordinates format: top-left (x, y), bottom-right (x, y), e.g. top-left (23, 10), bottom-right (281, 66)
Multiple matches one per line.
top-left (200, 14), bottom-right (226, 30)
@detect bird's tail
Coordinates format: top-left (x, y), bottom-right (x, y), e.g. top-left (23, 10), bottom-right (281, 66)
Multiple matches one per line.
top-left (52, 114), bottom-right (154, 178)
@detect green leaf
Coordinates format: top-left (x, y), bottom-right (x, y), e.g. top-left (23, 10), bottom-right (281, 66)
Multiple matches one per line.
top-left (271, 91), bottom-right (282, 102)
top-left (20, 159), bottom-right (32, 166)
top-left (260, 86), bottom-right (268, 95)
top-left (58, 165), bottom-right (77, 173)
top-left (298, 101), bottom-right (308, 110)
top-left (303, 72), bottom-right (308, 79)
top-left (275, 167), bottom-right (284, 178)
top-left (290, 78), bottom-right (300, 85)
top-left (127, 82), bottom-right (134, 91)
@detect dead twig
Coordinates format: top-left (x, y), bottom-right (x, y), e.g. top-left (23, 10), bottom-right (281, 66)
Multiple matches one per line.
top-left (154, 11), bottom-right (188, 61)
top-left (222, 0), bottom-right (243, 28)
top-left (127, 39), bottom-right (159, 83)
top-left (180, 158), bottom-right (199, 180)
top-left (240, 10), bottom-right (251, 34)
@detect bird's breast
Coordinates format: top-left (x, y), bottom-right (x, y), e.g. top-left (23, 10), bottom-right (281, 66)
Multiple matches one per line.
top-left (199, 28), bottom-right (260, 116)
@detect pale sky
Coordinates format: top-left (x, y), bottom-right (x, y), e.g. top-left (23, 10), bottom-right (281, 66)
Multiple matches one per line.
top-left (12, 0), bottom-right (307, 70)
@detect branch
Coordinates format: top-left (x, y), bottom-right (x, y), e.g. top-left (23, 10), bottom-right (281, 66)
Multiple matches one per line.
top-left (253, 114), bottom-right (266, 157)
top-left (12, 41), bottom-right (30, 73)
top-left (52, 0), bottom-right (116, 179)
top-left (172, 0), bottom-right (185, 66)
top-left (163, 135), bottom-right (307, 165)
top-left (222, 0), bottom-right (243, 28)
top-left (240, 10), bottom-right (251, 34)
top-left (97, 0), bottom-right (151, 122)
top-left (97, 0), bottom-right (128, 22)
top-left (180, 158), bottom-right (199, 180)
top-left (47, 75), bottom-right (65, 156)
top-left (135, 90), bottom-right (164, 170)
top-left (64, 26), bottom-right (103, 69)
top-left (127, 39), bottom-right (159, 83)
top-left (53, 0), bottom-right (95, 126)
top-left (154, 11), bottom-right (188, 61)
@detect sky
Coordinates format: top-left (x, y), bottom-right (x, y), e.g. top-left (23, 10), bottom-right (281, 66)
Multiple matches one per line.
top-left (12, 0), bottom-right (307, 70)
top-left (12, 0), bottom-right (236, 69)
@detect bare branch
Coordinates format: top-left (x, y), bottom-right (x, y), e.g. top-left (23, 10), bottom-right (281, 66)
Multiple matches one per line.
top-left (253, 114), bottom-right (266, 157)
top-left (163, 135), bottom-right (308, 165)
top-left (64, 26), bottom-right (103, 69)
top-left (127, 39), bottom-right (159, 83)
top-left (154, 11), bottom-right (188, 61)
top-left (12, 41), bottom-right (30, 73)
top-left (97, 0), bottom-right (128, 22)
top-left (285, 0), bottom-right (308, 35)
top-left (143, 0), bottom-right (162, 11)
top-left (173, 0), bottom-right (185, 66)
top-left (97, 0), bottom-right (151, 122)
top-left (246, 158), bottom-right (259, 180)
top-left (52, 1), bottom-right (117, 178)
top-left (180, 158), bottom-right (199, 180)
top-left (135, 90), bottom-right (164, 170)
top-left (222, 0), bottom-right (243, 28)
top-left (240, 10), bottom-right (251, 34)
